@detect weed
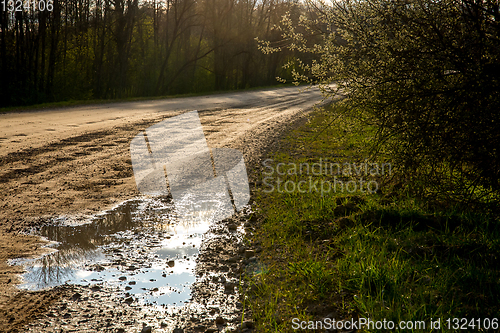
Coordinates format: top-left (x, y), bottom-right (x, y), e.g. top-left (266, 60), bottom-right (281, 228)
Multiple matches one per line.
top-left (246, 105), bottom-right (500, 332)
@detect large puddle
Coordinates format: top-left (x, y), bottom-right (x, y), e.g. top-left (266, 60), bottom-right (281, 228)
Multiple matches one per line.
top-left (13, 196), bottom-right (217, 307)
top-left (12, 110), bottom-right (252, 328)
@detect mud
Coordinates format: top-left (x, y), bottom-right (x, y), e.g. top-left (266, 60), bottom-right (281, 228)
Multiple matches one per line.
top-left (20, 208), bottom-right (258, 333)
top-left (0, 86), bottom-right (325, 331)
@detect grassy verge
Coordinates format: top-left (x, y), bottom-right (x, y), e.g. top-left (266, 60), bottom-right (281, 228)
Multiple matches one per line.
top-left (244, 104), bottom-right (500, 332)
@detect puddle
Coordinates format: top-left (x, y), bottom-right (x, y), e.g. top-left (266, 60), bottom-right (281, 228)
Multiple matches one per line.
top-left (14, 196), bottom-right (217, 307)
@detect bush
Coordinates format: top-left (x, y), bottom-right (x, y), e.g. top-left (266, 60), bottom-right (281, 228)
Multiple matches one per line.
top-left (261, 0), bottom-right (500, 207)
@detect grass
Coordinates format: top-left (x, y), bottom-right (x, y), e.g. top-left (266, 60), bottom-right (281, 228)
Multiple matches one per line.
top-left (243, 104), bottom-right (500, 332)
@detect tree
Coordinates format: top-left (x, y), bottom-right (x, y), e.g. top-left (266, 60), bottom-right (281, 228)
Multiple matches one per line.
top-left (0, 0), bottom-right (296, 107)
top-left (262, 0), bottom-right (500, 207)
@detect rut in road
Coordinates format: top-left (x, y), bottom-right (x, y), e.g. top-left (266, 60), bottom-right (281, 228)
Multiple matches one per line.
top-left (0, 86), bottom-right (327, 332)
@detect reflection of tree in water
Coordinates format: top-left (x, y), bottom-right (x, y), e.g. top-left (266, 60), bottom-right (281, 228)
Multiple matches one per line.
top-left (24, 248), bottom-right (102, 289)
top-left (27, 197), bottom-right (215, 288)
top-left (40, 200), bottom-right (139, 251)
top-left (27, 200), bottom-right (141, 288)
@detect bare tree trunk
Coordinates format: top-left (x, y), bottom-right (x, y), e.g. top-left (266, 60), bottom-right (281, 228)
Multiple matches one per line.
top-left (0, 9), bottom-right (8, 104)
top-left (46, 0), bottom-right (61, 100)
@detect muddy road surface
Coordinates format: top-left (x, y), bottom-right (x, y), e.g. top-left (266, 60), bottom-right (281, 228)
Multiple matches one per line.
top-left (0, 86), bottom-right (325, 332)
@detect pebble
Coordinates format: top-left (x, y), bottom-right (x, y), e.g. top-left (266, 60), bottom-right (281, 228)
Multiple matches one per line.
top-left (94, 265), bottom-right (105, 271)
top-left (224, 282), bottom-right (236, 293)
top-left (227, 256), bottom-right (239, 263)
top-left (141, 326), bottom-right (152, 333)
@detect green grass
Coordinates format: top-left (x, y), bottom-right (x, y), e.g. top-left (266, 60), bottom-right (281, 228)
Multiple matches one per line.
top-left (243, 104), bottom-right (500, 332)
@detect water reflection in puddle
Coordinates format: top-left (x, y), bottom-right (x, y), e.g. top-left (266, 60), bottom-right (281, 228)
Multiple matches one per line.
top-left (16, 196), bottom-right (214, 307)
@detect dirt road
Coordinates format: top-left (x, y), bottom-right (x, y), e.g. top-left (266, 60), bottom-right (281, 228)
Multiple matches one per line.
top-left (0, 86), bottom-right (325, 331)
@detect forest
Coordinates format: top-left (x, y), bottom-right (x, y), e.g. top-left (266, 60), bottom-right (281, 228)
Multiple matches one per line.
top-left (0, 0), bottom-right (302, 107)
